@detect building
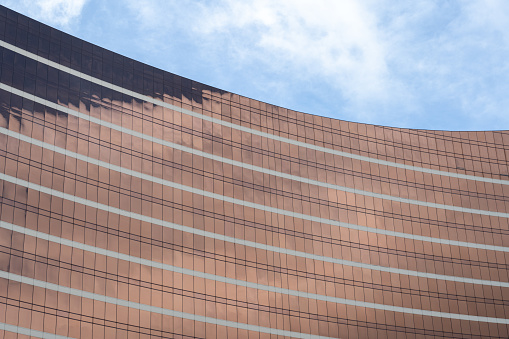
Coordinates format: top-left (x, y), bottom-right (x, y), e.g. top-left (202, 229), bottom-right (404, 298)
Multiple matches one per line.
top-left (0, 5), bottom-right (508, 338)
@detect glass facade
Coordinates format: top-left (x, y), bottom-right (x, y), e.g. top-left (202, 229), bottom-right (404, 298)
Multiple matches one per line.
top-left (1, 5), bottom-right (509, 338)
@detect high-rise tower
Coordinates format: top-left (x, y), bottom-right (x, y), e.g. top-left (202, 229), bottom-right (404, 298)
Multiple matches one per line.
top-left (1, 5), bottom-right (508, 338)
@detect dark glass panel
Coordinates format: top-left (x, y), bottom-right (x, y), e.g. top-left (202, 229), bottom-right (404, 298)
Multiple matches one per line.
top-left (3, 18), bottom-right (17, 44)
top-left (70, 47), bottom-right (81, 69)
top-left (23, 73), bottom-right (36, 95)
top-left (112, 64), bottom-right (123, 86)
top-left (2, 48), bottom-right (15, 67)
top-left (15, 26), bottom-right (28, 48)
top-left (91, 56), bottom-right (102, 78)
top-left (48, 40), bottom-right (60, 62)
top-left (81, 51), bottom-right (92, 73)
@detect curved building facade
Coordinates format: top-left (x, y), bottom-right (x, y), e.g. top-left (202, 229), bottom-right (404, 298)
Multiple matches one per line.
top-left (1, 6), bottom-right (509, 338)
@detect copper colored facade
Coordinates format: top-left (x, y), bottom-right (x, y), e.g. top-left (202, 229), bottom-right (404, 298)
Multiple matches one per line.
top-left (1, 6), bottom-right (509, 339)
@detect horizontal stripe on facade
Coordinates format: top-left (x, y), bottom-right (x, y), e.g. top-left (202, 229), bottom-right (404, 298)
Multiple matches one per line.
top-left (3, 122), bottom-right (507, 257)
top-left (8, 180), bottom-right (501, 282)
top-left (0, 322), bottom-right (72, 339)
top-left (0, 224), bottom-right (508, 324)
top-left (1, 39), bottom-right (508, 186)
top-left (3, 103), bottom-right (507, 241)
top-left (2, 169), bottom-right (507, 287)
top-left (2, 71), bottom-right (506, 212)
top-left (3, 176), bottom-right (508, 289)
top-left (2, 31), bottom-right (507, 177)
top-left (4, 250), bottom-right (505, 328)
top-left (1, 244), bottom-right (507, 338)
top-left (0, 178), bottom-right (509, 287)
top-left (0, 253), bottom-right (385, 333)
top-left (3, 290), bottom-right (498, 339)
top-left (2, 167), bottom-right (509, 286)
top-left (2, 221), bottom-right (507, 318)
top-left (2, 84), bottom-right (506, 219)
top-left (0, 301), bottom-right (349, 339)
top-left (3, 138), bottom-right (508, 283)
top-left (0, 272), bottom-right (333, 339)
top-left (3, 193), bottom-right (508, 311)
top-left (2, 181), bottom-right (509, 281)
top-left (2, 133), bottom-right (507, 261)
top-left (1, 125), bottom-right (508, 255)
top-left (2, 299), bottom-right (493, 339)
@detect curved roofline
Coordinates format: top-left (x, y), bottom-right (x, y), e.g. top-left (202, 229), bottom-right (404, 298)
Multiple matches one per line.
top-left (3, 5), bottom-right (506, 134)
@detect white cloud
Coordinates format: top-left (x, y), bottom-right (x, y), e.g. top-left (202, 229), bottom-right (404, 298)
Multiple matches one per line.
top-left (124, 0), bottom-right (396, 100)
top-left (197, 0), bottom-right (393, 101)
top-left (382, 1), bottom-right (509, 126)
top-left (4, 0), bottom-right (88, 27)
top-left (122, 0), bottom-right (509, 128)
top-left (11, 0), bottom-right (508, 129)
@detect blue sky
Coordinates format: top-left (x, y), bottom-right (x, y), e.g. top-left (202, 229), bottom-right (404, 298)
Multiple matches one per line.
top-left (2, 0), bottom-right (509, 131)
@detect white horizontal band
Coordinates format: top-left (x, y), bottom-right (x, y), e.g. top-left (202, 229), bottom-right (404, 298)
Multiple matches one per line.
top-left (1, 126), bottom-right (507, 254)
top-left (0, 39), bottom-right (507, 186)
top-left (0, 168), bottom-right (508, 284)
top-left (1, 221), bottom-right (508, 324)
top-left (0, 83), bottom-right (505, 218)
top-left (0, 270), bottom-right (334, 338)
top-left (0, 322), bottom-right (72, 339)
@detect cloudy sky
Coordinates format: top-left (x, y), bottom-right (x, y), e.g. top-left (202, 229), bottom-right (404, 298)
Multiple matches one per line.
top-left (3, 0), bottom-right (509, 131)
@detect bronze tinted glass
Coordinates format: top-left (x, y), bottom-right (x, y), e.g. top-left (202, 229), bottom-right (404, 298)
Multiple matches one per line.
top-left (0, 5), bottom-right (508, 338)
